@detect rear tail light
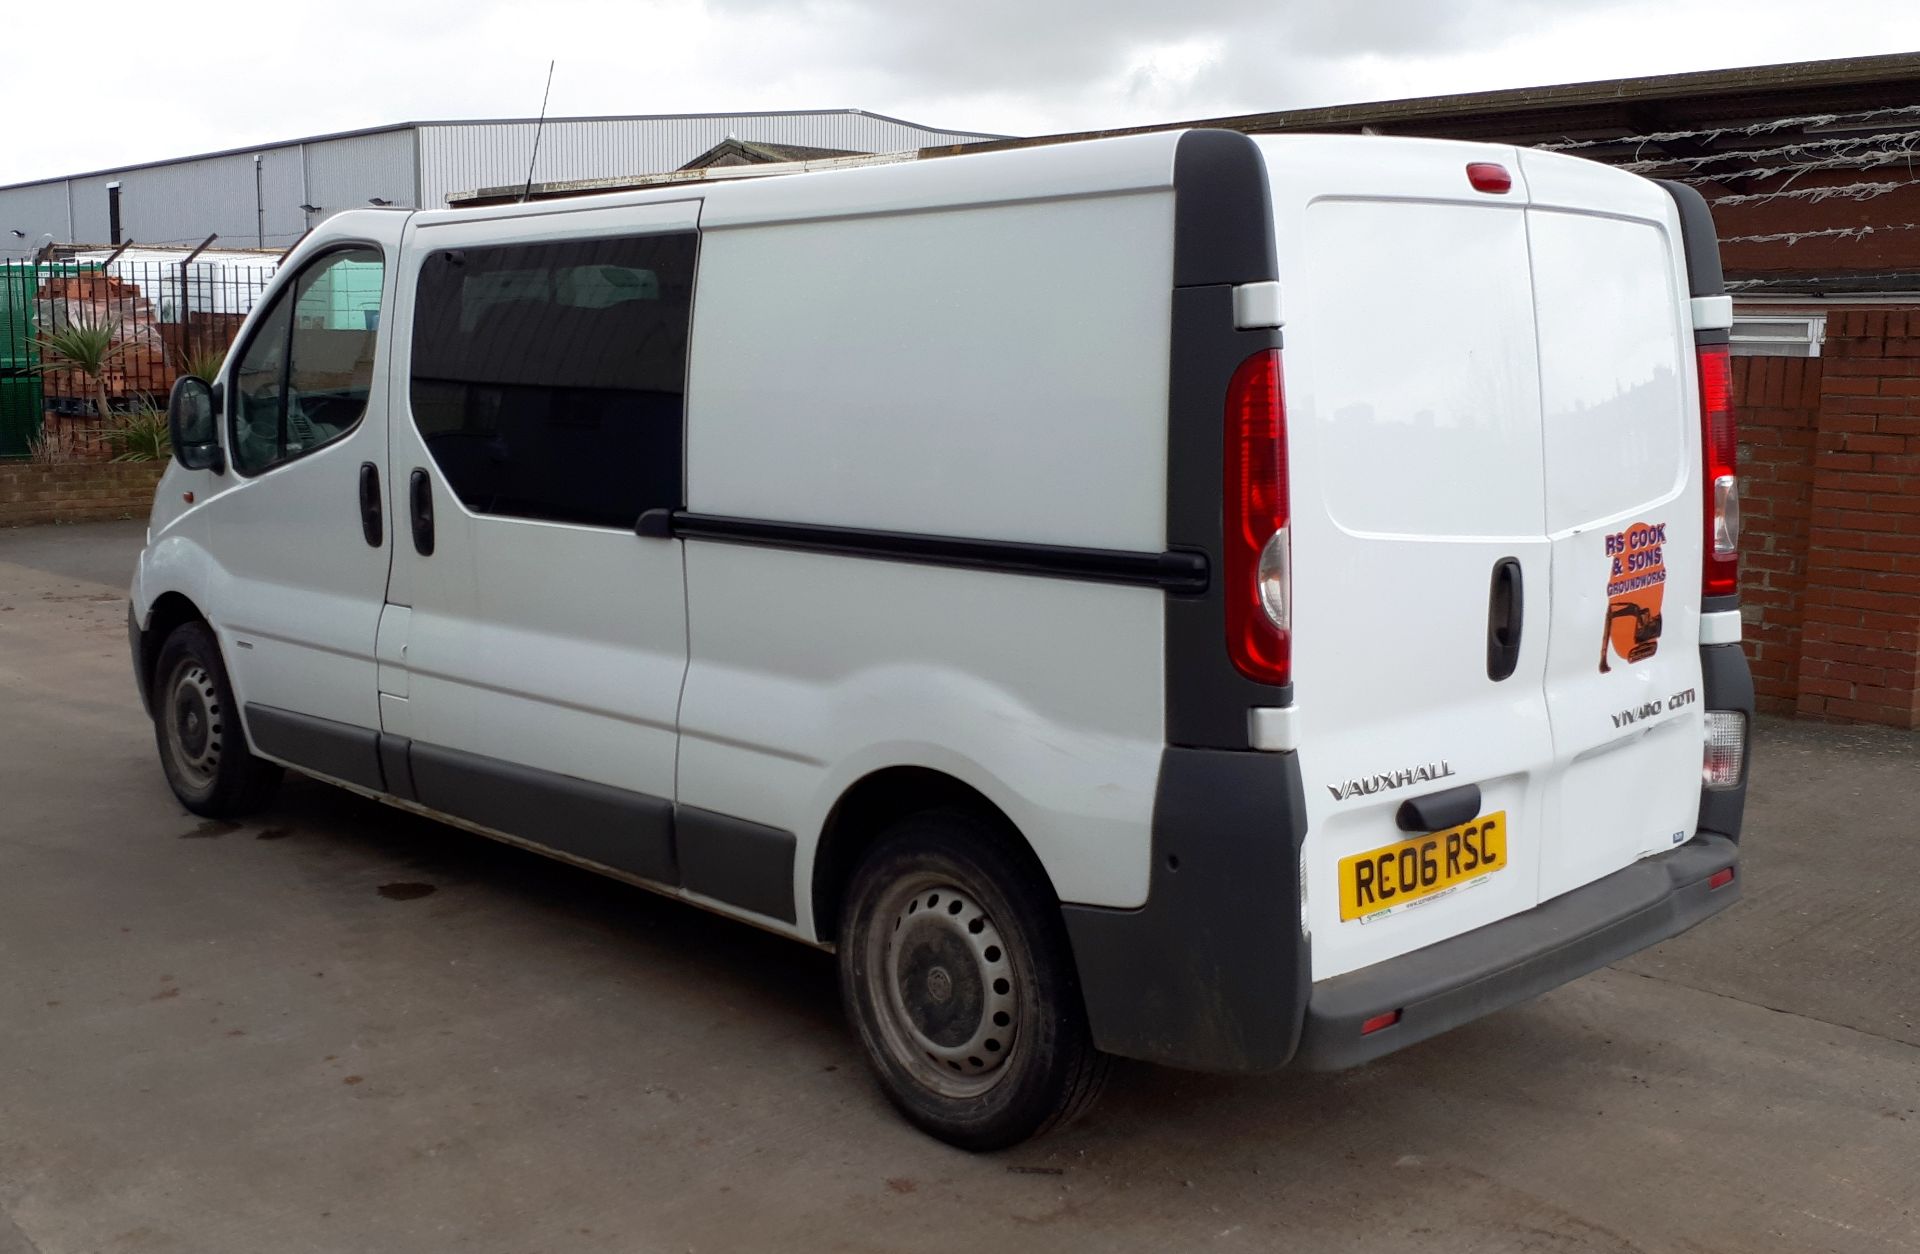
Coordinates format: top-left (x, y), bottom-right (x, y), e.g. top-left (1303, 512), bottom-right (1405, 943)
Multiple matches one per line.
top-left (1223, 350), bottom-right (1291, 685)
top-left (1698, 344), bottom-right (1738, 598)
top-left (1703, 710), bottom-right (1746, 788)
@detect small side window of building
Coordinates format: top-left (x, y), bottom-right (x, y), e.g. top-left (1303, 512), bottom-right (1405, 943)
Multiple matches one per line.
top-left (230, 247), bottom-right (385, 475)
top-left (408, 233), bottom-right (697, 529)
top-left (1730, 312), bottom-right (1825, 358)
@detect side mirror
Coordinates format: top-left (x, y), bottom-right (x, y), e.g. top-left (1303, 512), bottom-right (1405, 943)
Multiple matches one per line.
top-left (167, 376), bottom-right (226, 473)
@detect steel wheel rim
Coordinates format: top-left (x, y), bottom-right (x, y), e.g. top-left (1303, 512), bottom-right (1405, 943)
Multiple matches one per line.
top-left (163, 659), bottom-right (222, 791)
top-left (864, 872), bottom-right (1021, 1099)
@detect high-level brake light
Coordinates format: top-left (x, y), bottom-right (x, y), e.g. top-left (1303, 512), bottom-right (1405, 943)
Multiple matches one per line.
top-left (1466, 162), bottom-right (1512, 194)
top-left (1223, 350), bottom-right (1291, 686)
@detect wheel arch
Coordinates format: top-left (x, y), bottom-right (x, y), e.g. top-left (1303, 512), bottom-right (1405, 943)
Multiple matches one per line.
top-left (136, 591), bottom-right (212, 710)
top-left (810, 765), bottom-right (1060, 944)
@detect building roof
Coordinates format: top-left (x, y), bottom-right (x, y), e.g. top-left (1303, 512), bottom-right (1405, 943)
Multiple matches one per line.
top-left (0, 109), bottom-right (1009, 193)
top-left (921, 52), bottom-right (1920, 154)
top-left (681, 138), bottom-right (862, 168)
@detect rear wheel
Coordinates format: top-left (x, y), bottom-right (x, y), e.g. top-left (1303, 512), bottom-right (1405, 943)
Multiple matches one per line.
top-left (151, 622), bottom-right (281, 818)
top-left (839, 811), bottom-right (1108, 1150)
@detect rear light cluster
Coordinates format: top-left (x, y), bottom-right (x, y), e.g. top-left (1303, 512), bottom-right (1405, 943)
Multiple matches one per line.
top-left (1223, 350), bottom-right (1291, 685)
top-left (1698, 344), bottom-right (1738, 598)
top-left (1703, 709), bottom-right (1746, 789)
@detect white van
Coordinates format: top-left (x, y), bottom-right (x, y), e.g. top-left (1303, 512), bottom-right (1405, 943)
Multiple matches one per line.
top-left (132, 129), bottom-right (1751, 1149)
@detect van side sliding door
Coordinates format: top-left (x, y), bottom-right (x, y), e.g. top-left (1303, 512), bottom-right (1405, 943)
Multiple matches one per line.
top-left (379, 201), bottom-right (700, 886)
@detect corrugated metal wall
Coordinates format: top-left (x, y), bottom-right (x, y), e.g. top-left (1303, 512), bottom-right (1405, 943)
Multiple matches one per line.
top-left (0, 113), bottom-right (993, 256)
top-left (0, 183), bottom-right (74, 259)
top-left (0, 130), bottom-right (417, 257)
top-left (416, 112), bottom-right (995, 206)
top-left (303, 131), bottom-right (419, 220)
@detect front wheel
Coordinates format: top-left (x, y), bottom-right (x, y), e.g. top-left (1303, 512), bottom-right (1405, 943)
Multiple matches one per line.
top-left (151, 621), bottom-right (282, 818)
top-left (838, 811), bottom-right (1109, 1150)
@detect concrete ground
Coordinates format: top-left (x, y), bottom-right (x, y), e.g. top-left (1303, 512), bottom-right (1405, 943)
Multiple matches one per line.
top-left (1, 519), bottom-right (1916, 1254)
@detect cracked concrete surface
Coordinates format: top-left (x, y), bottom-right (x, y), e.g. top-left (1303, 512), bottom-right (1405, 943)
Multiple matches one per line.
top-left (1, 520), bottom-right (1916, 1253)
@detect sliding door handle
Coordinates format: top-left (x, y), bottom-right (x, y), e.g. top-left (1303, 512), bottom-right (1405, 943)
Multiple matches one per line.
top-left (409, 467), bottom-right (435, 556)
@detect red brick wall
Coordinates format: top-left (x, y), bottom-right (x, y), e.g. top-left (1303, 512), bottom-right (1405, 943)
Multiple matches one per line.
top-left (1794, 310), bottom-right (1920, 727)
top-left (1735, 355), bottom-right (1821, 714)
top-left (0, 462), bottom-right (165, 527)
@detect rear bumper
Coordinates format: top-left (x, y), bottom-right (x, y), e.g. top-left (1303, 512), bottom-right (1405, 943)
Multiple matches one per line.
top-left (1293, 832), bottom-right (1739, 1070)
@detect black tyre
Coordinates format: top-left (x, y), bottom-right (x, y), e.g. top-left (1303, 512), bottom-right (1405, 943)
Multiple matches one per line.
top-left (151, 621), bottom-right (282, 818)
top-left (839, 810), bottom-right (1109, 1150)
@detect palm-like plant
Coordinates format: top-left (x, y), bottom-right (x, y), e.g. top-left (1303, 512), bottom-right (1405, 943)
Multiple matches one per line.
top-left (36, 318), bottom-right (130, 421)
top-left (108, 407), bottom-right (172, 462)
top-left (180, 343), bottom-right (229, 384)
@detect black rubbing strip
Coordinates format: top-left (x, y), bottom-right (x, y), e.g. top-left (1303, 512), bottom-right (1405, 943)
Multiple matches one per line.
top-left (676, 806), bottom-right (798, 923)
top-left (408, 741), bottom-right (681, 886)
top-left (668, 513), bottom-right (1209, 592)
top-left (245, 704), bottom-right (385, 792)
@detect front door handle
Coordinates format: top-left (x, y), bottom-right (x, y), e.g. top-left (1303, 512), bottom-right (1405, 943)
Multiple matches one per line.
top-left (358, 462), bottom-right (383, 547)
top-left (1486, 557), bottom-right (1523, 682)
top-left (409, 467), bottom-right (435, 556)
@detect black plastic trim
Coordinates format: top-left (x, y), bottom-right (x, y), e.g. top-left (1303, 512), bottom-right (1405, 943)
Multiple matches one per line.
top-left (1701, 593), bottom-right (1741, 617)
top-left (128, 604), bottom-right (152, 717)
top-left (1061, 745), bottom-right (1309, 1072)
top-left (1697, 642), bottom-right (1754, 842)
top-left (1396, 783), bottom-right (1482, 834)
top-left (377, 734), bottom-right (416, 802)
top-left (245, 704), bottom-right (384, 792)
top-left (1295, 834), bottom-right (1739, 1070)
top-left (667, 512), bottom-right (1206, 592)
top-left (677, 806), bottom-right (798, 922)
top-left (1164, 130), bottom-right (1291, 748)
top-left (1655, 180), bottom-right (1727, 299)
top-left (409, 740), bottom-right (680, 885)
top-left (239, 709), bottom-right (805, 921)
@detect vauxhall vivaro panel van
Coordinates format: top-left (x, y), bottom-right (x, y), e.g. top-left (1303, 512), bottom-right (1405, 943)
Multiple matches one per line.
top-left (132, 129), bottom-right (1752, 1148)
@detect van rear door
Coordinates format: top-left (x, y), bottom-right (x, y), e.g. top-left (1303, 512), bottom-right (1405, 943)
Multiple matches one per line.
top-left (1264, 137), bottom-right (1558, 981)
top-left (1522, 152), bottom-right (1706, 902)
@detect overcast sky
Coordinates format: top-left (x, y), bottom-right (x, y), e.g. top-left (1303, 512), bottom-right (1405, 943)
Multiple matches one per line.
top-left (5, 0), bottom-right (1919, 184)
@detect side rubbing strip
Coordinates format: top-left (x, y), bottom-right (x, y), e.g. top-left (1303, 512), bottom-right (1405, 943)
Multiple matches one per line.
top-left (666, 512), bottom-right (1208, 592)
top-left (246, 704), bottom-right (384, 792)
top-left (409, 741), bottom-right (680, 886)
top-left (676, 806), bottom-right (798, 923)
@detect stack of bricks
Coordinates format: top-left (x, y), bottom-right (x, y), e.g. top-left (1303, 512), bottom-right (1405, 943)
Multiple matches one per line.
top-left (1739, 308), bottom-right (1920, 728)
top-left (0, 462), bottom-right (165, 527)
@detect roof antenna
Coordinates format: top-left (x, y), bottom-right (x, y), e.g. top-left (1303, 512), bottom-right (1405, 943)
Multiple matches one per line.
top-left (520, 59), bottom-right (556, 204)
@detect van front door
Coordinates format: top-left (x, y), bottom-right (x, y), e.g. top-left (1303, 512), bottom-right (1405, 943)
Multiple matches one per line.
top-left (380, 201), bottom-right (699, 885)
top-left (199, 224), bottom-right (403, 789)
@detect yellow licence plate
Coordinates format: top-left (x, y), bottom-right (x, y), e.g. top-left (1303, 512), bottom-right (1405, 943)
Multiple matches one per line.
top-left (1338, 811), bottom-right (1508, 922)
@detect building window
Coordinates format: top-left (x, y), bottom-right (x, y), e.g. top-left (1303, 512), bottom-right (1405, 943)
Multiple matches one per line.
top-left (1730, 313), bottom-right (1825, 358)
top-left (408, 233), bottom-right (696, 529)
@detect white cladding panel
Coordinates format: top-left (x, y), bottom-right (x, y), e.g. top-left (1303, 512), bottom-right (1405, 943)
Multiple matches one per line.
top-left (302, 130), bottom-right (419, 215)
top-left (686, 189), bottom-right (1176, 551)
top-left (0, 182), bottom-right (73, 258)
top-left (417, 113), bottom-right (996, 206)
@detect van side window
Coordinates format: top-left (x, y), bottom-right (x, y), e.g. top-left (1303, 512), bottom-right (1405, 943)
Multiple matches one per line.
top-left (408, 233), bottom-right (697, 529)
top-left (230, 248), bottom-right (385, 475)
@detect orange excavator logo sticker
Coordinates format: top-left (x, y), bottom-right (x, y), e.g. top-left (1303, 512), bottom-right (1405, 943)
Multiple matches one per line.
top-left (1600, 521), bottom-right (1666, 673)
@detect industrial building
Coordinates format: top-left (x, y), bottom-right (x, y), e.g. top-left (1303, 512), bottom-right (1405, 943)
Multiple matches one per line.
top-left (0, 111), bottom-right (1001, 259)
